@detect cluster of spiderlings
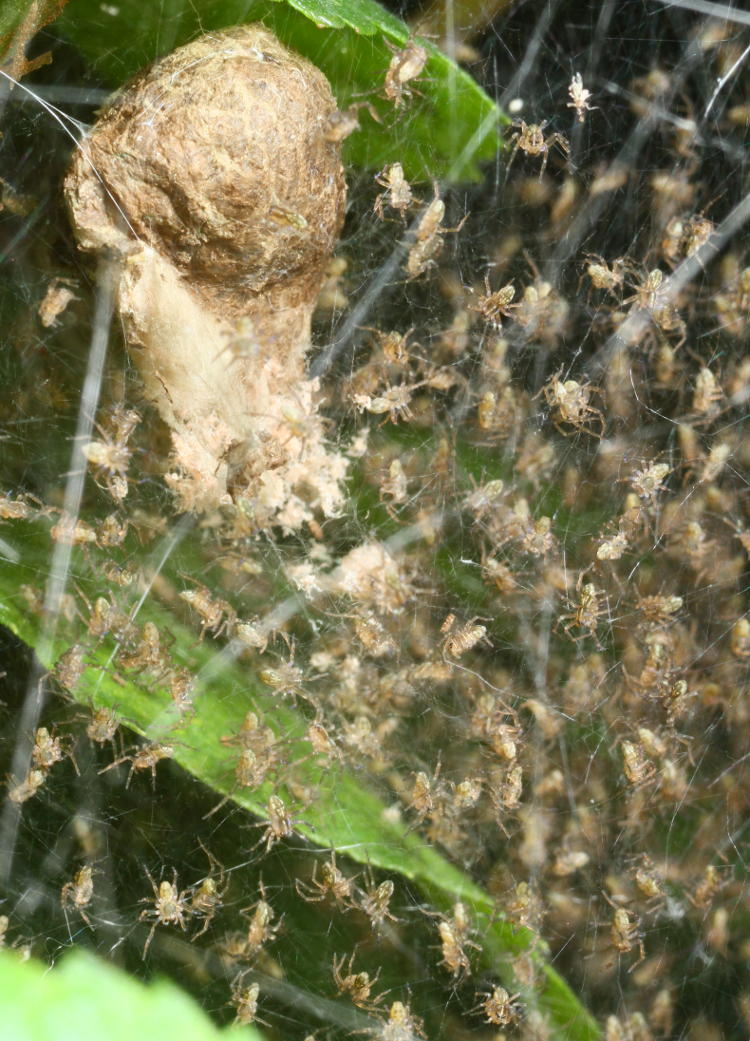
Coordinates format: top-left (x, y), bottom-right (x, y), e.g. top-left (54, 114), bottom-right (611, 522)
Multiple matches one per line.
top-left (2, 7), bottom-right (750, 1041)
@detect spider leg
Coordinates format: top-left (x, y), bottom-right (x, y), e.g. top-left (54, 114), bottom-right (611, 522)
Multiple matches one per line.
top-left (504, 138), bottom-right (521, 181)
top-left (193, 917), bottom-right (211, 939)
top-left (97, 752), bottom-right (130, 776)
top-left (142, 919), bottom-right (158, 957)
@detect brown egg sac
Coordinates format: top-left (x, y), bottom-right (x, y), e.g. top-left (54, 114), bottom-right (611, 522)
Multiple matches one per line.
top-left (65, 26), bottom-right (349, 522)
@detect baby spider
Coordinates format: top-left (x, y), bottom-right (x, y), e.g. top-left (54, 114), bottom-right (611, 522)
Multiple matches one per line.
top-left (99, 741), bottom-right (174, 788)
top-left (234, 617), bottom-right (269, 654)
top-left (632, 855), bottom-right (666, 908)
top-left (253, 794), bottom-right (298, 852)
top-left (305, 717), bottom-right (343, 763)
top-left (407, 766), bottom-right (442, 824)
top-left (689, 864), bottom-right (727, 910)
top-left (365, 1001), bottom-right (425, 1041)
top-left (332, 952), bottom-right (383, 1009)
top-left (429, 901), bottom-right (479, 978)
top-left (356, 382), bottom-right (420, 424)
top-left (471, 278), bottom-right (517, 328)
top-left (441, 614), bottom-right (490, 657)
top-left (179, 583), bottom-right (236, 639)
top-left (624, 266), bottom-right (665, 310)
top-left (240, 880), bottom-right (281, 957)
top-left (567, 72), bottom-right (596, 123)
top-left (54, 643), bottom-right (87, 693)
top-left (258, 648), bottom-right (306, 700)
top-left (474, 985), bottom-right (521, 1028)
top-left (406, 185), bottom-right (467, 279)
top-left (85, 595), bottom-right (115, 640)
top-left (583, 253), bottom-right (626, 295)
top-left (38, 277), bottom-right (77, 327)
top-left (374, 162), bottom-right (413, 219)
top-left (603, 894), bottom-right (646, 968)
top-left (7, 768), bottom-right (47, 804)
top-left (634, 593), bottom-right (683, 628)
top-left (323, 103), bottom-right (362, 144)
top-left (296, 852), bottom-right (357, 907)
top-left (624, 267), bottom-right (687, 347)
top-left (362, 325), bottom-right (415, 366)
top-left (537, 370), bottom-right (604, 437)
top-left (214, 316), bottom-right (259, 366)
top-left (188, 842), bottom-right (228, 938)
top-left (490, 764), bottom-right (523, 817)
top-left (358, 872), bottom-right (398, 931)
top-left (691, 366), bottom-right (724, 418)
top-left (629, 460), bottom-right (671, 502)
top-left (61, 864), bottom-right (95, 927)
top-left (138, 868), bottom-right (190, 956)
top-left (506, 119), bottom-right (569, 179)
top-left (203, 744), bottom-right (275, 820)
top-left (118, 620), bottom-right (172, 677)
top-left (231, 979), bottom-right (267, 1027)
top-left (0, 493), bottom-right (36, 520)
top-left (558, 577), bottom-right (608, 642)
top-left (31, 726), bottom-right (78, 775)
top-left (620, 739), bottom-right (656, 789)
top-left (221, 710), bottom-right (279, 754)
top-left (81, 406), bottom-right (139, 502)
top-left (50, 515), bottom-right (97, 546)
top-left (383, 38), bottom-right (428, 108)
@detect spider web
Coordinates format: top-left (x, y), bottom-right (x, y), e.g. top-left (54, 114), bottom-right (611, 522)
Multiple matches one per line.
top-left (1, 0), bottom-right (750, 1038)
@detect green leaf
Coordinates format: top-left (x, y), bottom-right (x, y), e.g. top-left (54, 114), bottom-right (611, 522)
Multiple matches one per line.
top-left (0, 517), bottom-right (599, 1041)
top-left (0, 947), bottom-right (262, 1041)
top-left (54, 0), bottom-right (502, 180)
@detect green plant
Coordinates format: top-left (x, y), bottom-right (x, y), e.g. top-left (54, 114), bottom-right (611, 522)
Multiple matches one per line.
top-left (0, 948), bottom-right (263, 1040)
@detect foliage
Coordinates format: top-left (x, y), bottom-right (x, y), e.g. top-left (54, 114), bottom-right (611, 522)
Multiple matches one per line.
top-left (0, 948), bottom-right (262, 1041)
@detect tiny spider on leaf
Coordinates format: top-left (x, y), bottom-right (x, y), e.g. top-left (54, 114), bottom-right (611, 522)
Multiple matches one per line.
top-left (383, 38), bottom-right (428, 108)
top-left (98, 741), bottom-right (174, 789)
